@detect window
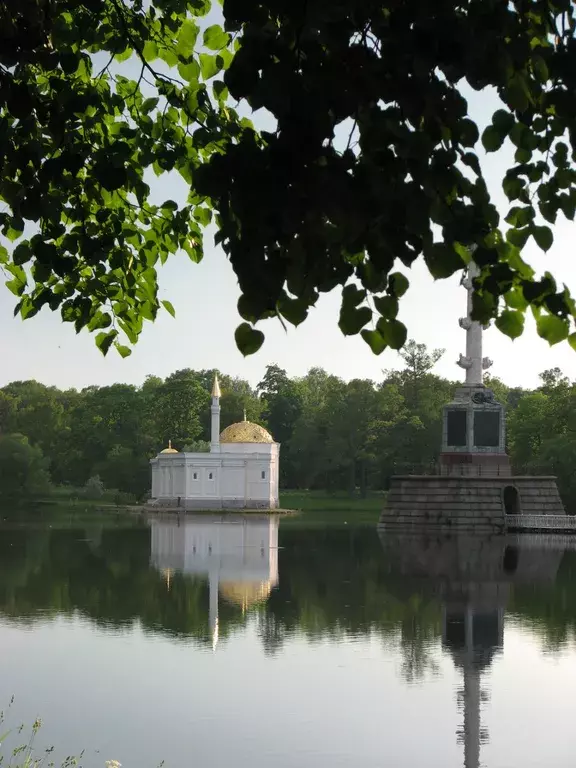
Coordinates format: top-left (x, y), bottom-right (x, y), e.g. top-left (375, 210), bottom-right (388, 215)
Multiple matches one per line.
top-left (193, 472), bottom-right (197, 480)
top-left (208, 472), bottom-right (213, 480)
top-left (261, 470), bottom-right (266, 480)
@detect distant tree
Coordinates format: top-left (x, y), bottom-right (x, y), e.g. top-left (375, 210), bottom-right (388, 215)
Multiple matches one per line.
top-left (0, 434), bottom-right (50, 502)
top-left (153, 370), bottom-right (210, 448)
top-left (258, 364), bottom-right (304, 447)
top-left (182, 439), bottom-right (210, 453)
top-left (93, 445), bottom-right (149, 497)
top-left (396, 340), bottom-right (445, 381)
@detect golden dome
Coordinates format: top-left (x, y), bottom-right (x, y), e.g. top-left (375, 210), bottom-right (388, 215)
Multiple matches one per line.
top-left (219, 581), bottom-right (272, 610)
top-left (220, 420), bottom-right (274, 444)
top-left (160, 440), bottom-right (179, 454)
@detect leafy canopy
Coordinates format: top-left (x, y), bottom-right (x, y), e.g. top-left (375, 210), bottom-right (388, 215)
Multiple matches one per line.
top-left (2, 0), bottom-right (576, 356)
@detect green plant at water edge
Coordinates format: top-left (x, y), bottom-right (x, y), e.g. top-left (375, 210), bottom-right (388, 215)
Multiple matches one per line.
top-left (0, 700), bottom-right (119, 768)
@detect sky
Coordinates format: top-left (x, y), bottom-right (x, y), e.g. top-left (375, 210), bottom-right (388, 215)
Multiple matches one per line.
top-left (2, 29), bottom-right (576, 392)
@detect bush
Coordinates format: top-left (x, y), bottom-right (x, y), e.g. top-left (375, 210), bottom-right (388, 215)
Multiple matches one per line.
top-left (82, 475), bottom-right (105, 499)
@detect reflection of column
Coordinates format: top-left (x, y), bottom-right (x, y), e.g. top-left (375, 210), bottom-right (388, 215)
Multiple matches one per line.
top-left (209, 570), bottom-right (219, 651)
top-left (462, 665), bottom-right (481, 768)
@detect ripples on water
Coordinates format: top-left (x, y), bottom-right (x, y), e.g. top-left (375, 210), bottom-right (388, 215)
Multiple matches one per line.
top-left (0, 515), bottom-right (575, 768)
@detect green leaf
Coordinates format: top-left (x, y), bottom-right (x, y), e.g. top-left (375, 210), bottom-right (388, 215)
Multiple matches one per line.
top-left (142, 41), bottom-right (158, 61)
top-left (361, 329), bottom-right (387, 355)
top-left (203, 24), bottom-right (229, 51)
top-left (6, 226), bottom-right (23, 242)
top-left (178, 59), bottom-right (200, 83)
top-left (278, 296), bottom-right (308, 326)
top-left (514, 147), bottom-right (532, 163)
top-left (424, 243), bottom-right (465, 279)
top-left (339, 305), bottom-right (372, 336)
top-left (532, 54), bottom-right (549, 83)
top-left (235, 322), bottom-right (265, 356)
top-left (482, 125), bottom-right (506, 152)
top-left (503, 175), bottom-right (524, 200)
top-left (116, 47), bottom-right (132, 63)
top-left (200, 53), bottom-right (220, 80)
top-left (373, 295), bottom-right (398, 319)
top-left (459, 118), bottom-right (479, 147)
top-left (12, 243), bottom-right (32, 265)
top-left (492, 109), bottom-right (515, 135)
top-left (504, 288), bottom-right (528, 311)
top-left (495, 309), bottom-right (524, 339)
top-left (505, 206), bottom-right (534, 228)
top-left (568, 333), bottom-right (576, 352)
top-left (506, 77), bottom-right (530, 112)
top-left (536, 314), bottom-right (569, 345)
top-left (114, 342), bottom-right (132, 358)
top-left (177, 19), bottom-right (199, 57)
top-left (95, 330), bottom-right (118, 356)
top-left (506, 228), bottom-right (530, 249)
top-left (388, 272), bottom-right (409, 298)
top-left (342, 284), bottom-right (366, 308)
top-left (377, 318), bottom-right (407, 350)
top-left (532, 225), bottom-right (553, 252)
top-left (141, 97), bottom-right (159, 113)
top-left (162, 299), bottom-right (176, 318)
top-left (0, 245), bottom-right (7, 264)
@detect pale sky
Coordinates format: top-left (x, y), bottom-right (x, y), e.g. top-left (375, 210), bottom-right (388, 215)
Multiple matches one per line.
top-left (2, 44), bottom-right (576, 392)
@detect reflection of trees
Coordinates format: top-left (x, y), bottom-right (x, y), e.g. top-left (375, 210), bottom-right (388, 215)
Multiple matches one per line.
top-left (1, 523), bottom-right (575, 671)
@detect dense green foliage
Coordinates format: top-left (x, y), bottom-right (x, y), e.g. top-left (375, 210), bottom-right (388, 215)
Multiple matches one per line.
top-left (2, 1), bottom-right (576, 356)
top-left (2, 342), bottom-right (576, 506)
top-left (0, 434), bottom-right (51, 501)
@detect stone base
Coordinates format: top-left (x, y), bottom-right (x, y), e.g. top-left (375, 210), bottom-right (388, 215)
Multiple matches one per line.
top-left (148, 497), bottom-right (278, 511)
top-left (439, 451), bottom-right (511, 476)
top-left (378, 474), bottom-right (564, 532)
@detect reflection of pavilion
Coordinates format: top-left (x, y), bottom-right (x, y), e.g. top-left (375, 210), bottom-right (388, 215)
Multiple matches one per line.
top-left (150, 515), bottom-right (279, 648)
top-left (379, 533), bottom-right (565, 768)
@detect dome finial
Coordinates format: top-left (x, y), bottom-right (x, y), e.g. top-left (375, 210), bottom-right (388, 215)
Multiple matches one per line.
top-left (211, 374), bottom-right (221, 398)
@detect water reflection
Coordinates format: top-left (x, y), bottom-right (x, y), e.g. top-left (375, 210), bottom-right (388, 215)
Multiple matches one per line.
top-left (149, 515), bottom-right (279, 649)
top-left (379, 533), bottom-right (567, 768)
top-left (0, 517), bottom-right (575, 767)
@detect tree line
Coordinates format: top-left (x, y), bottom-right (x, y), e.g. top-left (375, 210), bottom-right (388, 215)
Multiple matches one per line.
top-left (1, 340), bottom-right (576, 507)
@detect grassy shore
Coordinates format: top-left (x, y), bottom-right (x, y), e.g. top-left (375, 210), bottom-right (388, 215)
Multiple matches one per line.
top-left (3, 488), bottom-right (384, 528)
top-left (279, 490), bottom-right (384, 526)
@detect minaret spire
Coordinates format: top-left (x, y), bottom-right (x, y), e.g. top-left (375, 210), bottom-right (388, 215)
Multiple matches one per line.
top-left (457, 260), bottom-right (493, 385)
top-left (210, 375), bottom-right (221, 453)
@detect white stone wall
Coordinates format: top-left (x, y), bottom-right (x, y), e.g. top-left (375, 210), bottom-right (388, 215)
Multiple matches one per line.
top-left (150, 444), bottom-right (280, 509)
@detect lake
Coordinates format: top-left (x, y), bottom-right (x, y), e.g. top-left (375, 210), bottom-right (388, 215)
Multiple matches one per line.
top-left (0, 514), bottom-right (575, 768)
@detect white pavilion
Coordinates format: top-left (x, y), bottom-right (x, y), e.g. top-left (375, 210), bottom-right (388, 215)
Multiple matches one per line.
top-left (149, 376), bottom-right (280, 510)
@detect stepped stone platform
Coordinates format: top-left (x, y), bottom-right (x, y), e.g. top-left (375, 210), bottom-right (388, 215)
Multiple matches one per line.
top-left (378, 474), bottom-right (566, 533)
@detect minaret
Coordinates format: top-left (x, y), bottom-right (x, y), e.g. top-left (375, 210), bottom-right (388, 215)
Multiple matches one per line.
top-left (211, 375), bottom-right (221, 453)
top-left (457, 260), bottom-right (493, 386)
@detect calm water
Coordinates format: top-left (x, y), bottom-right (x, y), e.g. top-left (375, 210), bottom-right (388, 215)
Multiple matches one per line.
top-left (0, 515), bottom-right (576, 768)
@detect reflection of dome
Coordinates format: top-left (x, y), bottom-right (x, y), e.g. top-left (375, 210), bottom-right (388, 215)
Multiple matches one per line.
top-left (220, 421), bottom-right (274, 444)
top-left (219, 581), bottom-right (272, 610)
top-left (160, 440), bottom-right (178, 454)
